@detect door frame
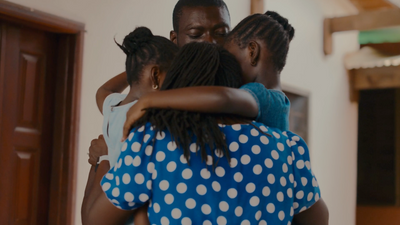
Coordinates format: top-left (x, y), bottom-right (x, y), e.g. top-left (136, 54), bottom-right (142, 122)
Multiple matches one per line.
top-left (0, 2), bottom-right (84, 224)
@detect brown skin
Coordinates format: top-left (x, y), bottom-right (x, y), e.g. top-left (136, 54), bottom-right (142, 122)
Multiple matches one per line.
top-left (170, 6), bottom-right (231, 47)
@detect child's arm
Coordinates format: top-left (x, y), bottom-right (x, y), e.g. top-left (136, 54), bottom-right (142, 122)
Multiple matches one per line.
top-left (96, 72), bottom-right (129, 114)
top-left (122, 86), bottom-right (258, 140)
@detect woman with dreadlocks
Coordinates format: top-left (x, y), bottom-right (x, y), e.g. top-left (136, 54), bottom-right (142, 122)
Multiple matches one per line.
top-left (82, 41), bottom-right (326, 225)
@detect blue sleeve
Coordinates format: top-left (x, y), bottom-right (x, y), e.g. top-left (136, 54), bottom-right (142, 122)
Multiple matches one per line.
top-left (100, 123), bottom-right (155, 210)
top-left (240, 83), bottom-right (290, 130)
top-left (286, 131), bottom-right (321, 215)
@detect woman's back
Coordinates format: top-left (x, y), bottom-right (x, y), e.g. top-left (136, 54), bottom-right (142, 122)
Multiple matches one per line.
top-left (101, 122), bottom-right (320, 224)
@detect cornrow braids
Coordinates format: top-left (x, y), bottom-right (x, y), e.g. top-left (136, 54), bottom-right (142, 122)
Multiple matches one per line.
top-left (226, 11), bottom-right (295, 72)
top-left (173, 0), bottom-right (230, 32)
top-left (115, 27), bottom-right (179, 85)
top-left (132, 42), bottom-right (242, 168)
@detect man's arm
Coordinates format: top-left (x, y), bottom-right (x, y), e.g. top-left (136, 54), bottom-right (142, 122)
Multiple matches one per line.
top-left (292, 198), bottom-right (329, 225)
top-left (122, 86), bottom-right (258, 140)
top-left (96, 72), bottom-right (129, 114)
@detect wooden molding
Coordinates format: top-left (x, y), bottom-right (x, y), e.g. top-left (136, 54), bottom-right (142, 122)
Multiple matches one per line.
top-left (347, 69), bottom-right (359, 102)
top-left (324, 8), bottom-right (400, 55)
top-left (351, 66), bottom-right (400, 90)
top-left (251, 0), bottom-right (264, 14)
top-left (349, 0), bottom-right (396, 12)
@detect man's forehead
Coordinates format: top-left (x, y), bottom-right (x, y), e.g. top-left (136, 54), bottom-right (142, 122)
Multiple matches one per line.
top-left (179, 6), bottom-right (230, 29)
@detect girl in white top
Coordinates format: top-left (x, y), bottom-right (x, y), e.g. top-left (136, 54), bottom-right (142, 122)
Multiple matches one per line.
top-left (95, 27), bottom-right (179, 168)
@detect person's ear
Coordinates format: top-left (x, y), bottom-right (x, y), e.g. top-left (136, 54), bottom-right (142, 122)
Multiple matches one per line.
top-left (248, 41), bottom-right (260, 67)
top-left (170, 31), bottom-right (178, 45)
top-left (150, 66), bottom-right (162, 90)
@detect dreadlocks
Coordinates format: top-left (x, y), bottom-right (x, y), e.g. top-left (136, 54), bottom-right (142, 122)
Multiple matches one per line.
top-left (132, 42), bottom-right (242, 167)
top-left (226, 11), bottom-right (295, 73)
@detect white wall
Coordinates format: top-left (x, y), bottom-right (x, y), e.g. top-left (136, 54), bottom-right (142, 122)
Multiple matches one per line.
top-left (6, 0), bottom-right (359, 224)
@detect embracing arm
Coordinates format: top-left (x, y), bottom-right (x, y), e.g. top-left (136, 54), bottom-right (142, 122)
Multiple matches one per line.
top-left (122, 86), bottom-right (258, 139)
top-left (96, 72), bottom-right (129, 114)
top-left (292, 198), bottom-right (329, 225)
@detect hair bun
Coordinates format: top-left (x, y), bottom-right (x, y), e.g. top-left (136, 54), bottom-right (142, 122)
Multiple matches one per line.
top-left (265, 11), bottom-right (295, 41)
top-left (119, 27), bottom-right (154, 55)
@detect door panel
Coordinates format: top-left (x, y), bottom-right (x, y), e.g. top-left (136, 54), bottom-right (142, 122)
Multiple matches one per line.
top-left (0, 22), bottom-right (57, 225)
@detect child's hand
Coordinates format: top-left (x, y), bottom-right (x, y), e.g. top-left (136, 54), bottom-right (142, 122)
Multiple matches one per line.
top-left (122, 99), bottom-right (147, 141)
top-left (88, 135), bottom-right (108, 166)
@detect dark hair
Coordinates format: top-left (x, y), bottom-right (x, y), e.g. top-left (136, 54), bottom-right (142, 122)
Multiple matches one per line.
top-left (116, 27), bottom-right (179, 85)
top-left (226, 11), bottom-right (295, 72)
top-left (173, 0), bottom-right (230, 32)
top-left (133, 42), bottom-right (242, 167)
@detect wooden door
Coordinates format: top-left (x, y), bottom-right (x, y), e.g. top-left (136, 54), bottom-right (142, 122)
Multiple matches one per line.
top-left (0, 22), bottom-right (57, 225)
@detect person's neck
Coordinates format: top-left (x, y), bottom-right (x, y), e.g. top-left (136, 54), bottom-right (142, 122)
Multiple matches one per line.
top-left (120, 85), bottom-right (142, 106)
top-left (254, 70), bottom-right (281, 91)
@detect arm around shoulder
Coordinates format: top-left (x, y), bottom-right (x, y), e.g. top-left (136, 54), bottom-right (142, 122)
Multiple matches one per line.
top-left (96, 72), bottom-right (129, 114)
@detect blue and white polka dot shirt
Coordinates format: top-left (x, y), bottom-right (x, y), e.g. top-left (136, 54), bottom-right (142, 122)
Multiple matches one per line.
top-left (101, 122), bottom-right (321, 225)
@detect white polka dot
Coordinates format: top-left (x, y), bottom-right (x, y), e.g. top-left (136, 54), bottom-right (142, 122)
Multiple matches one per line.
top-left (241, 155), bottom-right (251, 165)
top-left (267, 203), bottom-right (275, 213)
top-left (135, 173), bottom-right (144, 184)
top-left (253, 164), bottom-right (262, 175)
top-left (128, 132), bottom-right (135, 141)
top-left (145, 145), bottom-right (153, 156)
top-left (185, 198), bottom-right (196, 209)
top-left (273, 132), bottom-right (280, 139)
top-left (315, 193), bottom-right (320, 201)
top-left (137, 126), bottom-right (145, 132)
top-left (201, 204), bottom-right (211, 215)
top-left (165, 161), bottom-right (177, 172)
top-left (300, 206), bottom-right (307, 213)
top-left (215, 149), bottom-right (224, 158)
top-left (196, 185), bottom-right (207, 195)
top-left (155, 151), bottom-right (165, 162)
top-left (161, 216), bottom-right (169, 225)
top-left (250, 196), bottom-right (260, 206)
top-left (287, 155), bottom-right (293, 165)
top-left (255, 210), bottom-right (262, 221)
top-left (239, 134), bottom-right (249, 144)
top-left (307, 192), bottom-right (314, 201)
top-left (235, 206), bottom-right (243, 217)
top-left (293, 202), bottom-right (299, 209)
top-left (180, 155), bottom-right (188, 164)
top-left (176, 183), bottom-right (187, 194)
top-left (287, 188), bottom-right (293, 198)
top-left (292, 136), bottom-right (300, 141)
top-left (298, 146), bottom-right (305, 155)
top-left (159, 180), bottom-right (169, 191)
top-left (153, 203), bottom-right (160, 213)
top-left (190, 143), bottom-right (198, 153)
top-left (271, 150), bottom-right (279, 160)
top-left (112, 188), bottom-right (120, 197)
top-left (281, 177), bottom-right (287, 187)
top-left (143, 134), bottom-right (151, 142)
top-left (294, 181), bottom-right (297, 188)
top-left (219, 201), bottom-right (229, 212)
top-left (115, 176), bottom-right (120, 186)
top-left (277, 192), bottom-right (284, 202)
top-left (124, 192), bottom-right (134, 202)
top-left (165, 194), bottom-right (174, 204)
top-left (305, 161), bottom-right (311, 170)
top-left (206, 155), bottom-right (213, 166)
top-left (230, 158), bottom-right (238, 168)
top-left (234, 172), bottom-right (243, 182)
top-left (277, 143), bottom-right (285, 151)
top-left (167, 141), bottom-right (177, 151)
top-left (265, 158), bottom-right (273, 168)
top-left (122, 173), bottom-right (131, 184)
top-left (289, 174), bottom-right (294, 183)
top-left (212, 181), bottom-right (221, 192)
top-left (102, 182), bottom-right (111, 191)
top-left (112, 199), bottom-right (120, 205)
top-left (229, 142), bottom-right (239, 152)
top-left (260, 126), bottom-right (268, 132)
top-left (282, 163), bottom-right (288, 173)
top-left (146, 180), bottom-right (152, 190)
top-left (227, 188), bottom-right (238, 198)
top-left (131, 142), bottom-right (141, 152)
top-left (279, 211), bottom-right (285, 221)
top-left (262, 186), bottom-right (270, 197)
top-left (259, 220), bottom-right (267, 225)
top-left (203, 220), bottom-right (212, 225)
top-left (297, 160), bottom-right (305, 169)
top-left (181, 217), bottom-right (192, 225)
top-left (296, 191), bottom-right (304, 199)
top-left (286, 139), bottom-right (292, 147)
top-left (132, 156), bottom-right (141, 167)
top-left (156, 131), bottom-right (165, 140)
top-left (251, 145), bottom-right (261, 155)
top-left (268, 174), bottom-right (275, 184)
top-left (171, 208), bottom-right (182, 219)
top-left (301, 177), bottom-right (308, 186)
top-left (251, 129), bottom-right (259, 136)
top-left (232, 124), bottom-right (241, 131)
top-left (246, 183), bottom-right (256, 193)
top-left (201, 168), bottom-right (211, 179)
top-left (312, 178), bottom-right (318, 187)
top-left (152, 170), bottom-right (158, 179)
top-left (260, 136), bottom-right (269, 145)
top-left (215, 167), bottom-right (225, 177)
top-left (147, 162), bottom-right (155, 173)
top-left (105, 173), bottom-right (114, 180)
top-left (124, 155), bottom-right (133, 166)
top-left (122, 142), bottom-right (128, 152)
top-left (117, 158), bottom-right (122, 168)
top-left (217, 216), bottom-right (227, 225)
top-left (290, 140), bottom-right (297, 146)
top-left (182, 169), bottom-right (193, 179)
top-left (139, 193), bottom-right (149, 202)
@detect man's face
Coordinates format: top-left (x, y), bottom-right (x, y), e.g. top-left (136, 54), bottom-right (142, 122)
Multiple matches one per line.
top-left (171, 6), bottom-right (231, 47)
